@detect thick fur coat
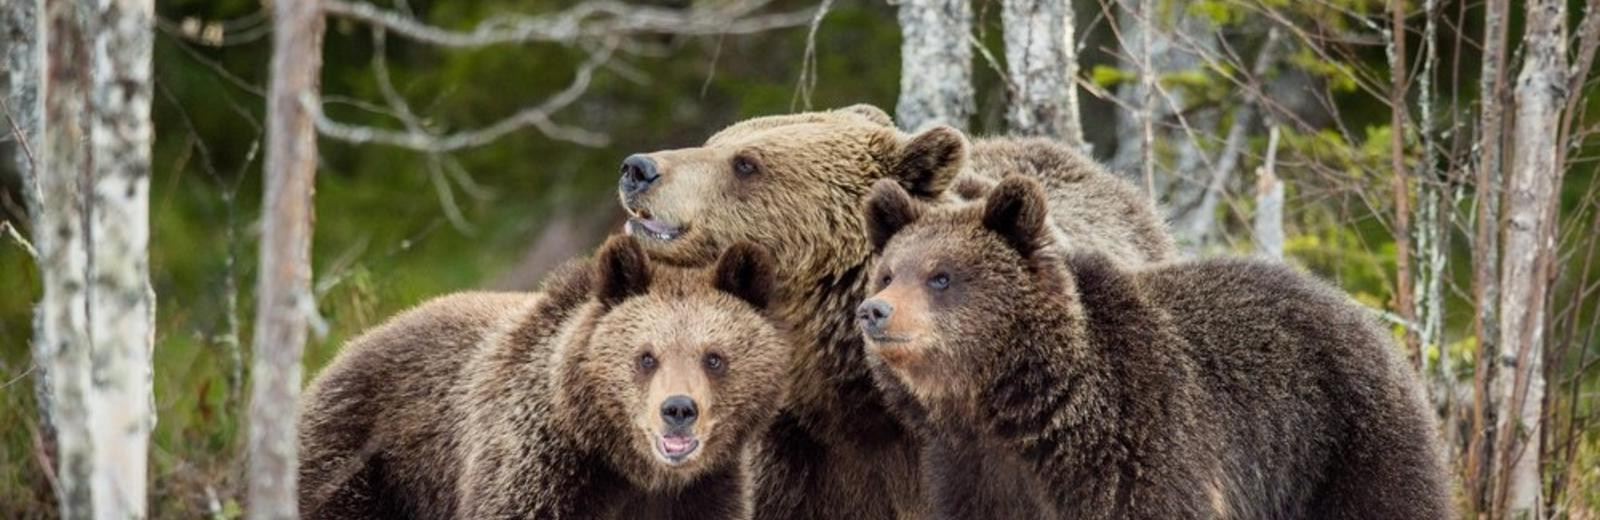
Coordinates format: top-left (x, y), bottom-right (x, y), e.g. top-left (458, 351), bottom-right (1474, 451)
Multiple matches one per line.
top-left (858, 177), bottom-right (1453, 519)
top-left (298, 237), bottom-right (787, 519)
top-left (616, 105), bottom-right (1174, 518)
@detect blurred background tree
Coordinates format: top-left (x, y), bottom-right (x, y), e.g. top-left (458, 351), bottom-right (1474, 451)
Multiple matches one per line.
top-left (1, 0), bottom-right (1598, 517)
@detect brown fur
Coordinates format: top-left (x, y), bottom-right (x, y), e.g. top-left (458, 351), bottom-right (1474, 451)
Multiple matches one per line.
top-left (298, 237), bottom-right (788, 519)
top-left (617, 104), bottom-right (1174, 519)
top-left (860, 177), bottom-right (1453, 519)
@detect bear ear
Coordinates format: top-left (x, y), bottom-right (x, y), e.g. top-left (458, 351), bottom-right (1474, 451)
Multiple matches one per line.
top-left (982, 177), bottom-right (1050, 256)
top-left (890, 125), bottom-right (967, 198)
top-left (865, 179), bottom-right (921, 252)
top-left (835, 104), bottom-right (895, 127)
top-left (595, 235), bottom-right (652, 309)
top-left (713, 242), bottom-right (777, 311)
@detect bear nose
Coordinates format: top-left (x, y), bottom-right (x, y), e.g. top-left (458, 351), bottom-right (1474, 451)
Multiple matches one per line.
top-left (856, 299), bottom-right (893, 337)
top-left (619, 154), bottom-right (660, 197)
top-left (660, 395), bottom-right (698, 428)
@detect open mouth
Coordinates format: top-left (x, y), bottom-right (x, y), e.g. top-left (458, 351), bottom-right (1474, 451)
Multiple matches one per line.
top-left (864, 332), bottom-right (914, 345)
top-left (625, 209), bottom-right (685, 242)
top-left (656, 434), bottom-right (701, 464)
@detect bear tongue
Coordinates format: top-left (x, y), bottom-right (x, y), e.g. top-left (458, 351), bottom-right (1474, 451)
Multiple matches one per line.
top-left (660, 435), bottom-right (696, 455)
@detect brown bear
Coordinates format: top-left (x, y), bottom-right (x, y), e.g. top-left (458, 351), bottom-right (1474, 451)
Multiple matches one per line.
top-left (297, 236), bottom-right (789, 519)
top-left (856, 176), bottom-right (1453, 519)
top-left (616, 104), bottom-right (1174, 518)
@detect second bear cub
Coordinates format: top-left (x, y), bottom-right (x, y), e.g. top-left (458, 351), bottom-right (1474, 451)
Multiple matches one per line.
top-left (857, 177), bottom-right (1450, 519)
top-left (298, 236), bottom-right (788, 519)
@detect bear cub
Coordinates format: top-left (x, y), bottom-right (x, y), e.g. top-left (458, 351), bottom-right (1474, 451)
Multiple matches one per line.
top-left (857, 177), bottom-right (1452, 519)
top-left (298, 236), bottom-right (789, 519)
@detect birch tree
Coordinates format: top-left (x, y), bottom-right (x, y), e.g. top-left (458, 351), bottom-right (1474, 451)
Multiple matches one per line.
top-left (2, 0), bottom-right (49, 451)
top-left (34, 0), bottom-right (156, 515)
top-left (37, 0), bottom-right (94, 511)
top-left (1492, 0), bottom-right (1568, 516)
top-left (248, 0), bottom-right (325, 516)
top-left (1001, 0), bottom-right (1081, 147)
top-left (895, 0), bottom-right (973, 131)
top-left (84, 0), bottom-right (157, 514)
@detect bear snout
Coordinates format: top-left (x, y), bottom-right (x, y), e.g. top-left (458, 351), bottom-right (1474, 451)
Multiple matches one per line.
top-left (660, 394), bottom-right (699, 430)
top-left (619, 153), bottom-right (661, 199)
top-left (857, 299), bottom-right (894, 339)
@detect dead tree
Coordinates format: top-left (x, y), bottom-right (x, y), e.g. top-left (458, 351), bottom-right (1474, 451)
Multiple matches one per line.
top-left (1252, 125), bottom-right (1283, 260)
top-left (1492, 0), bottom-right (1568, 516)
top-left (248, 0), bottom-right (325, 517)
top-left (895, 0), bottom-right (973, 131)
top-left (1000, 0), bottom-right (1081, 146)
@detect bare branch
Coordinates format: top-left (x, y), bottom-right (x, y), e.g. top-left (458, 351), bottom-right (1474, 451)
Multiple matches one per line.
top-left (321, 0), bottom-right (816, 48)
top-left (313, 41), bottom-right (616, 150)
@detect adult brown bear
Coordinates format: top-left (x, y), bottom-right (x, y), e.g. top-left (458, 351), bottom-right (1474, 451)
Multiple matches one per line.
top-left (616, 105), bottom-right (1173, 518)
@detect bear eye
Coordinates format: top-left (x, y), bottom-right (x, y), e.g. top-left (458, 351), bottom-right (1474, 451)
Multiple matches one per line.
top-left (704, 353), bottom-right (726, 374)
top-left (638, 353), bottom-right (658, 372)
top-left (927, 273), bottom-right (951, 291)
top-left (732, 155), bottom-right (759, 178)
top-left (879, 273), bottom-right (893, 288)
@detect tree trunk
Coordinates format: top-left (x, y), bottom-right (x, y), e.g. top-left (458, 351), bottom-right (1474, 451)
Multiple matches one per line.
top-left (1466, 0), bottom-right (1509, 513)
top-left (1176, 30), bottom-right (1281, 247)
top-left (249, 0), bottom-right (325, 516)
top-left (1388, 0), bottom-right (1419, 369)
top-left (1000, 0), bottom-right (1082, 147)
top-left (38, 0), bottom-right (94, 512)
top-left (895, 0), bottom-right (973, 132)
top-left (4, 0), bottom-right (51, 454)
top-left (36, 0), bottom-right (157, 515)
top-left (1492, 0), bottom-right (1567, 517)
top-left (1252, 125), bottom-right (1283, 260)
top-left (1109, 1), bottom-right (1220, 230)
top-left (83, 0), bottom-right (157, 515)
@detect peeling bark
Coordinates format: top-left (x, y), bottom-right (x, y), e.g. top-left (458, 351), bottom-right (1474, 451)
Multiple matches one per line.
top-left (895, 0), bottom-right (973, 131)
top-left (248, 0), bottom-right (325, 516)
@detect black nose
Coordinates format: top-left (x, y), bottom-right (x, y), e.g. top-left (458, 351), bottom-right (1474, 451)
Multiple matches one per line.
top-left (660, 395), bottom-right (698, 428)
top-left (856, 299), bottom-right (893, 336)
top-left (619, 154), bottom-right (660, 197)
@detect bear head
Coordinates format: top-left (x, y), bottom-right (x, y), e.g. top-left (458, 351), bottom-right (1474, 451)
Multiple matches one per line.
top-left (854, 176), bottom-right (1069, 404)
top-left (558, 235), bottom-right (789, 486)
top-left (615, 105), bottom-right (969, 283)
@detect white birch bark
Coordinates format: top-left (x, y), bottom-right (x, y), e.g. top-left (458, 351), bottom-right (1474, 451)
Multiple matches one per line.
top-left (36, 0), bottom-right (156, 515)
top-left (3, 0), bottom-right (51, 448)
top-left (248, 0), bottom-right (325, 516)
top-left (84, 0), bottom-right (156, 514)
top-left (38, 0), bottom-right (95, 513)
top-left (895, 0), bottom-right (973, 132)
top-left (1001, 0), bottom-right (1082, 147)
top-left (1494, 0), bottom-right (1567, 516)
